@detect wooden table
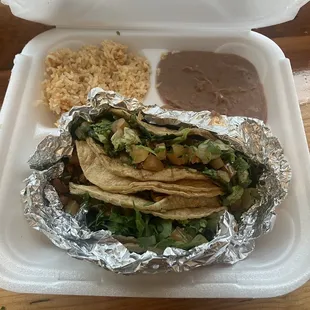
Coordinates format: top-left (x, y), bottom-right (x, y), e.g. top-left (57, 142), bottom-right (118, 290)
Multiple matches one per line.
top-left (1, 3), bottom-right (310, 309)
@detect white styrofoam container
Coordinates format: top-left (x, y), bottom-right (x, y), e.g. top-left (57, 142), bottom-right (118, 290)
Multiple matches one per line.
top-left (1, 0), bottom-right (310, 298)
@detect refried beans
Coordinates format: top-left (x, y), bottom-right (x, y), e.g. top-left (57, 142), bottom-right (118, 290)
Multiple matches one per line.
top-left (156, 51), bottom-right (267, 122)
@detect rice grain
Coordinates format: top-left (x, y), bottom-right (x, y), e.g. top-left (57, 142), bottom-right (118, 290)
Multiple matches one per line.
top-left (41, 40), bottom-right (150, 114)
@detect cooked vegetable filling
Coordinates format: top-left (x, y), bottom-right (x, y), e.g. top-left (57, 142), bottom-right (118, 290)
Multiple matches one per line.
top-left (83, 194), bottom-right (220, 251)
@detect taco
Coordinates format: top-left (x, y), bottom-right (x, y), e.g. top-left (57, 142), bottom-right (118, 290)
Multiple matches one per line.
top-left (72, 107), bottom-right (261, 208)
top-left (68, 183), bottom-right (225, 252)
top-left (86, 137), bottom-right (209, 182)
top-left (76, 140), bottom-right (223, 198)
top-left (69, 183), bottom-right (224, 214)
top-left (51, 157), bottom-right (225, 252)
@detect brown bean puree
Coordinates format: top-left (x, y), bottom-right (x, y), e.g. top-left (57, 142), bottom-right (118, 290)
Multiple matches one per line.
top-left (156, 51), bottom-right (267, 122)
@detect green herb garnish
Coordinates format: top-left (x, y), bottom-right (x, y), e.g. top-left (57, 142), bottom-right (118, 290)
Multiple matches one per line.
top-left (84, 196), bottom-right (220, 251)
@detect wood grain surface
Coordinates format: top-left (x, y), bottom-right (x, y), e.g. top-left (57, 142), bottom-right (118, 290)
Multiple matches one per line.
top-left (1, 2), bottom-right (310, 309)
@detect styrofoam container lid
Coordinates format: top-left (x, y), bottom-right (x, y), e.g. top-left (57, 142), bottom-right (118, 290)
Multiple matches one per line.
top-left (2, 0), bottom-right (310, 30)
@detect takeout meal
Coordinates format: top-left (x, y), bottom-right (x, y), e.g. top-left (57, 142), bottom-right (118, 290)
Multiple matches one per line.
top-left (156, 51), bottom-right (267, 122)
top-left (31, 40), bottom-right (273, 257)
top-left (50, 106), bottom-right (261, 252)
top-left (41, 40), bottom-right (150, 114)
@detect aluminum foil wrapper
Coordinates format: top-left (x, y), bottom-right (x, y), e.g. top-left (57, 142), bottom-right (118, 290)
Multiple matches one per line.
top-left (21, 88), bottom-right (291, 274)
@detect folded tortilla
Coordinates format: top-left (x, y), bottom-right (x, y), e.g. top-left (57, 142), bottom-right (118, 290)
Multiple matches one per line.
top-left (111, 109), bottom-right (216, 141)
top-left (69, 183), bottom-right (225, 218)
top-left (76, 140), bottom-right (223, 198)
top-left (85, 138), bottom-right (210, 182)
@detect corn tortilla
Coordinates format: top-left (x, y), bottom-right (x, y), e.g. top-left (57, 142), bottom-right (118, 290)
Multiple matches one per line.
top-left (69, 183), bottom-right (224, 215)
top-left (86, 138), bottom-right (210, 182)
top-left (76, 140), bottom-right (223, 198)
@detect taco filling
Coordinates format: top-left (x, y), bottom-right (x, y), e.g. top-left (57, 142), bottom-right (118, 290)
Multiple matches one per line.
top-left (81, 193), bottom-right (221, 252)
